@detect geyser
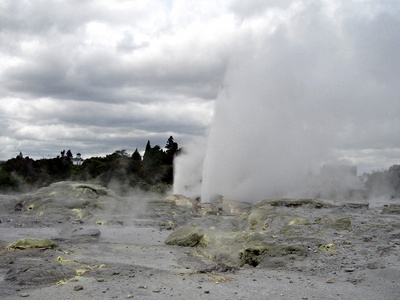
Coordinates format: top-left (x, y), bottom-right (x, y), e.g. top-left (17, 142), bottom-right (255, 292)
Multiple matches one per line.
top-left (200, 44), bottom-right (335, 202)
top-left (201, 7), bottom-right (354, 202)
top-left (174, 2), bottom-right (400, 203)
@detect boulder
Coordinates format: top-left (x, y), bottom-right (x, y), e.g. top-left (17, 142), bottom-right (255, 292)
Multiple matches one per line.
top-left (165, 226), bottom-right (205, 247)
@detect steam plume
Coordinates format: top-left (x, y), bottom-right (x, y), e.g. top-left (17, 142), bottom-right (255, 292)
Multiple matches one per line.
top-left (175, 2), bottom-right (400, 202)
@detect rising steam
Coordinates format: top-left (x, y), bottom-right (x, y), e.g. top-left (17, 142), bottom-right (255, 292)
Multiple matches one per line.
top-left (174, 2), bottom-right (399, 202)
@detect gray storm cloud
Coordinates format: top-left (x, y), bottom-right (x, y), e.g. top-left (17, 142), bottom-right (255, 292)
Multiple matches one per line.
top-left (0, 0), bottom-right (399, 173)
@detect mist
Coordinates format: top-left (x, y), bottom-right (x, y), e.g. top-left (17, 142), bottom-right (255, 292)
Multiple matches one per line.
top-left (174, 2), bottom-right (400, 202)
top-left (173, 136), bottom-right (207, 197)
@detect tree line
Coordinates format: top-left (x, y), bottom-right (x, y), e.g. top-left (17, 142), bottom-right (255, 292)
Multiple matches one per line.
top-left (363, 164), bottom-right (400, 198)
top-left (1, 135), bottom-right (399, 198)
top-left (0, 136), bottom-right (180, 195)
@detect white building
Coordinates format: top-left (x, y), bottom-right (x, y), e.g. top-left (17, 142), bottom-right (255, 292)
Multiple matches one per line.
top-left (71, 153), bottom-right (84, 166)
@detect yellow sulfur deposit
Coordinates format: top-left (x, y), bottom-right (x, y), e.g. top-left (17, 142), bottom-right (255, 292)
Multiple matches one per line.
top-left (56, 256), bottom-right (73, 263)
top-left (96, 264), bottom-right (107, 269)
top-left (288, 218), bottom-right (309, 226)
top-left (7, 238), bottom-right (57, 250)
top-left (96, 220), bottom-right (108, 225)
top-left (318, 243), bottom-right (336, 253)
top-left (72, 208), bottom-right (83, 219)
top-left (54, 279), bottom-right (68, 285)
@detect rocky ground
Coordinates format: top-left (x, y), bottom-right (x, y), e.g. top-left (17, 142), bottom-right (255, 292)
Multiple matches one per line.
top-left (0, 181), bottom-right (399, 299)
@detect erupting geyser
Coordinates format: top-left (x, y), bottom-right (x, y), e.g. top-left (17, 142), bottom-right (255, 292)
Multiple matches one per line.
top-left (200, 44), bottom-right (335, 202)
top-left (174, 2), bottom-right (400, 203)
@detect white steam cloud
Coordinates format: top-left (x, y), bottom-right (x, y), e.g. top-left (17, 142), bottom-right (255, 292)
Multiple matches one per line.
top-left (201, 48), bottom-right (335, 201)
top-left (173, 136), bottom-right (207, 197)
top-left (174, 2), bottom-right (400, 202)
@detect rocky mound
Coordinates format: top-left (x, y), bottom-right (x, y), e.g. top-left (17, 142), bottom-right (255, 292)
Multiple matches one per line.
top-left (0, 181), bottom-right (133, 227)
top-left (164, 195), bottom-right (400, 277)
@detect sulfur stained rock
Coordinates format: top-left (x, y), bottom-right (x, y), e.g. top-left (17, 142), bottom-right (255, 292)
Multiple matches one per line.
top-left (165, 194), bottom-right (197, 207)
top-left (7, 238), bottom-right (57, 250)
top-left (381, 204), bottom-right (400, 215)
top-left (238, 242), bottom-right (270, 267)
top-left (165, 226), bottom-right (205, 247)
top-left (322, 216), bottom-right (351, 231)
top-left (16, 181), bottom-right (121, 217)
top-left (239, 242), bottom-right (306, 267)
top-left (248, 205), bottom-right (276, 229)
top-left (318, 243), bottom-right (336, 253)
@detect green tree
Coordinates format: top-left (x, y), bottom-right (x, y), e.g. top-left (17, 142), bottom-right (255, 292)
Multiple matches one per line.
top-left (0, 169), bottom-right (18, 191)
top-left (145, 140), bottom-right (151, 152)
top-left (143, 142), bottom-right (165, 167)
top-left (114, 149), bottom-right (128, 157)
top-left (132, 148), bottom-right (141, 161)
top-left (164, 136), bottom-right (178, 165)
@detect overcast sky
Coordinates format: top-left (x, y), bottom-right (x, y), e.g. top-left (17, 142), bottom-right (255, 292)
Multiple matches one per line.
top-left (1, 0), bottom-right (399, 175)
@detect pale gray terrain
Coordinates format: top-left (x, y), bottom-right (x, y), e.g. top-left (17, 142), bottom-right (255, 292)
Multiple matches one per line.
top-left (0, 182), bottom-right (399, 299)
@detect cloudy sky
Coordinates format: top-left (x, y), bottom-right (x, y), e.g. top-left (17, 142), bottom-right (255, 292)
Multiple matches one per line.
top-left (1, 0), bottom-right (399, 177)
